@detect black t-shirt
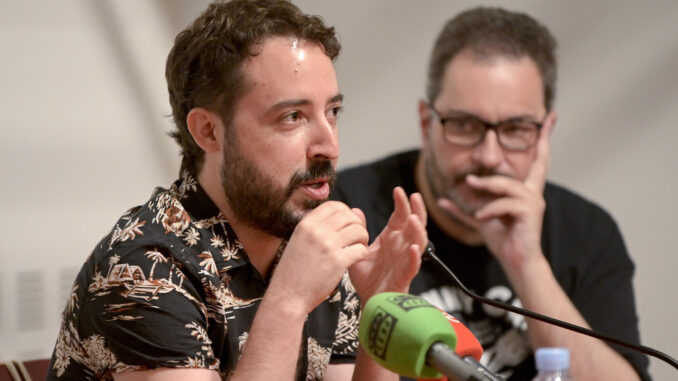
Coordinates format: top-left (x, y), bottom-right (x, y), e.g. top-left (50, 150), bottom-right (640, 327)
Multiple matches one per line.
top-left (332, 149), bottom-right (650, 381)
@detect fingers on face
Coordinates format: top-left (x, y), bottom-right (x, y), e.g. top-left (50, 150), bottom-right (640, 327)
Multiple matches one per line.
top-left (526, 117), bottom-right (554, 190)
top-left (297, 200), bottom-right (368, 246)
top-left (466, 175), bottom-right (528, 199)
top-left (474, 196), bottom-right (542, 221)
top-left (304, 201), bottom-right (362, 230)
top-left (304, 200), bottom-right (348, 221)
top-left (438, 198), bottom-right (480, 229)
top-left (327, 208), bottom-right (369, 245)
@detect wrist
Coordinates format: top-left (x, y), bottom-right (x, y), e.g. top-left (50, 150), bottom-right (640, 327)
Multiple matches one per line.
top-left (263, 279), bottom-right (311, 321)
top-left (356, 282), bottom-right (410, 308)
top-left (503, 250), bottom-right (551, 289)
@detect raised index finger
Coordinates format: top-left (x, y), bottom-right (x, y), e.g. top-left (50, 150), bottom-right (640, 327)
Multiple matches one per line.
top-left (387, 186), bottom-right (412, 227)
top-left (409, 192), bottom-right (427, 228)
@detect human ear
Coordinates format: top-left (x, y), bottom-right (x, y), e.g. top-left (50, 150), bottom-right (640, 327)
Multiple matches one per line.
top-left (418, 100), bottom-right (433, 148)
top-left (186, 107), bottom-right (221, 153)
top-left (542, 110), bottom-right (557, 138)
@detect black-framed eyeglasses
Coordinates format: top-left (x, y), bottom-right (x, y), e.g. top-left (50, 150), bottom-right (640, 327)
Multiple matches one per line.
top-left (428, 105), bottom-right (544, 151)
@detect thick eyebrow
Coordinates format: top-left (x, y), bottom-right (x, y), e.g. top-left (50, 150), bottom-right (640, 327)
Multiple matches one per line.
top-left (328, 93), bottom-right (344, 105)
top-left (269, 99), bottom-right (310, 113)
top-left (268, 93), bottom-right (344, 114)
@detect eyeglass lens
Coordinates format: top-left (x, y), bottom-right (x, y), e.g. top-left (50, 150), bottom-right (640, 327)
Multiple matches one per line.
top-left (442, 117), bottom-right (539, 150)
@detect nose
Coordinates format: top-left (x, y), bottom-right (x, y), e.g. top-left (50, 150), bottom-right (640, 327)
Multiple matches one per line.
top-left (471, 129), bottom-right (503, 168)
top-left (307, 117), bottom-right (340, 161)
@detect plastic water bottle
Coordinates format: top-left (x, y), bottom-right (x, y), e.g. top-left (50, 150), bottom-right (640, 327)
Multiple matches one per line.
top-left (532, 347), bottom-right (574, 381)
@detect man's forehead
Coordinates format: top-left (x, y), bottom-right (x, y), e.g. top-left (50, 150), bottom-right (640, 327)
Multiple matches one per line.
top-left (244, 36), bottom-right (324, 71)
top-left (235, 36), bottom-right (339, 109)
top-left (438, 51), bottom-right (545, 118)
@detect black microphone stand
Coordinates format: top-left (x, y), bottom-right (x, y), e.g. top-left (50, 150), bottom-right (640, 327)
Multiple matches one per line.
top-left (423, 242), bottom-right (678, 370)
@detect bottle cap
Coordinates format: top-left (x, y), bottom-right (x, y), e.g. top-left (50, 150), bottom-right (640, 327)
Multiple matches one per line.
top-left (535, 347), bottom-right (570, 372)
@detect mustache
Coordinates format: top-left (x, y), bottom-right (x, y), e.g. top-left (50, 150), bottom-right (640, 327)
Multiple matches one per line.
top-left (284, 160), bottom-right (336, 197)
top-left (452, 166), bottom-right (513, 185)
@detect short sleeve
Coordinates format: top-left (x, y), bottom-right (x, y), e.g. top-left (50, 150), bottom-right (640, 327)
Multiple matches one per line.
top-left (51, 245), bottom-right (220, 379)
top-left (568, 211), bottom-right (650, 380)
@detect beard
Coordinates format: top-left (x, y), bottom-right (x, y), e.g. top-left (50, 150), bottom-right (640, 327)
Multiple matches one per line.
top-left (424, 149), bottom-right (511, 216)
top-left (220, 142), bottom-right (335, 239)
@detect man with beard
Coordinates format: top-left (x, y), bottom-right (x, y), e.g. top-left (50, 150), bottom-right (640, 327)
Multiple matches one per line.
top-left (47, 1), bottom-right (427, 380)
top-left (332, 7), bottom-right (649, 381)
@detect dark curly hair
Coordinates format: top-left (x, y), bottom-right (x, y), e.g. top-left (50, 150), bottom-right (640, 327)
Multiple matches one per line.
top-left (427, 7), bottom-right (557, 111)
top-left (166, 0), bottom-right (341, 176)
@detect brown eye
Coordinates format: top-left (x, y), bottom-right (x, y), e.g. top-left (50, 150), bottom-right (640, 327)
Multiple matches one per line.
top-left (282, 111), bottom-right (301, 122)
top-left (327, 106), bottom-right (343, 121)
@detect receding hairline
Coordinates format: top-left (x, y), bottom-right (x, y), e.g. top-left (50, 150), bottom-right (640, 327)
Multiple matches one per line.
top-left (235, 35), bottom-right (338, 103)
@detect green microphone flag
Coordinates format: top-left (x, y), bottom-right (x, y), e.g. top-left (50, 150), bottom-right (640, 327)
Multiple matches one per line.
top-left (358, 292), bottom-right (458, 379)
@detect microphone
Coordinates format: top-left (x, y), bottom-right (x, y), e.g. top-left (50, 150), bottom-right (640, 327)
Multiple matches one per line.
top-left (419, 311), bottom-right (503, 381)
top-left (358, 292), bottom-right (503, 380)
top-left (438, 309), bottom-right (482, 361)
top-left (422, 241), bottom-right (678, 371)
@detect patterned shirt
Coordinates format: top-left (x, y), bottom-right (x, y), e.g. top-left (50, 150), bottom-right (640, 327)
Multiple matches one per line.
top-left (47, 175), bottom-right (361, 380)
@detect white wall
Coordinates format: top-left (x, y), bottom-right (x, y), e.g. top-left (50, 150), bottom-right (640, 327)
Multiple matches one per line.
top-left (1, 1), bottom-right (676, 379)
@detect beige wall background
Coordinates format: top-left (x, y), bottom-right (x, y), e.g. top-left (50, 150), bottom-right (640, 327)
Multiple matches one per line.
top-left (1, 1), bottom-right (676, 379)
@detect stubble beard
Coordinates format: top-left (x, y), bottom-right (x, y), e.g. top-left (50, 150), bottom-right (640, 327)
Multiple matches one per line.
top-left (220, 142), bottom-right (335, 239)
top-left (424, 149), bottom-right (507, 217)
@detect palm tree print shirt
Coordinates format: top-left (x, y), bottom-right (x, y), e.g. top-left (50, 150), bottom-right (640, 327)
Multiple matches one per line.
top-left (46, 175), bottom-right (361, 380)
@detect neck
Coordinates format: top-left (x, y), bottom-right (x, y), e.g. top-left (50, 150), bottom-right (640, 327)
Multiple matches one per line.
top-left (197, 168), bottom-right (282, 278)
top-left (415, 154), bottom-right (484, 246)
top-left (228, 225), bottom-right (283, 279)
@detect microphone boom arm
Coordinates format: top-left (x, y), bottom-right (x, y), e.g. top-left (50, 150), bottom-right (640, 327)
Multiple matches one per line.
top-left (423, 242), bottom-right (678, 370)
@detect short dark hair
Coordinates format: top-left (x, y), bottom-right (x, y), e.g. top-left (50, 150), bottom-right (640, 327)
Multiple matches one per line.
top-left (426, 7), bottom-right (557, 111)
top-left (166, 0), bottom-right (341, 176)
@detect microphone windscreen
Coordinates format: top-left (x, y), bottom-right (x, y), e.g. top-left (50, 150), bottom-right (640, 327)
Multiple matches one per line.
top-left (417, 311), bottom-right (484, 381)
top-left (358, 292), bottom-right (458, 378)
top-left (439, 310), bottom-right (483, 361)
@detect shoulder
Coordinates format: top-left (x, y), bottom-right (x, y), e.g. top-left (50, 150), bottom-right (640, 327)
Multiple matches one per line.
top-left (86, 183), bottom-right (231, 296)
top-left (543, 182), bottom-right (620, 232)
top-left (89, 187), bottom-right (180, 264)
top-left (542, 182), bottom-right (631, 269)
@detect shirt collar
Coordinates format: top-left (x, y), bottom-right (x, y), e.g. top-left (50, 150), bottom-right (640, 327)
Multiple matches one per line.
top-left (169, 174), bottom-right (250, 271)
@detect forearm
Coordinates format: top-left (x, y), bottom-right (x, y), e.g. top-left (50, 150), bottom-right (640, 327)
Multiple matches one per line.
top-left (509, 255), bottom-right (639, 381)
top-left (230, 285), bottom-right (307, 380)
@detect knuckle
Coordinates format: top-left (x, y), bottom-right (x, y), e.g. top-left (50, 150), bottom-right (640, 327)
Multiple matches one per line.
top-left (326, 200), bottom-right (348, 211)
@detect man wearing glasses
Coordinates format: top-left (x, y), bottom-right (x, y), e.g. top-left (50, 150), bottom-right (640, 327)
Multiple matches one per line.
top-left (332, 7), bottom-right (649, 381)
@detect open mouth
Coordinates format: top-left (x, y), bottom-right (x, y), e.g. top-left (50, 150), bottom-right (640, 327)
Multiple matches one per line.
top-left (302, 177), bottom-right (329, 188)
top-left (298, 177), bottom-right (331, 200)
top-left (307, 181), bottom-right (325, 189)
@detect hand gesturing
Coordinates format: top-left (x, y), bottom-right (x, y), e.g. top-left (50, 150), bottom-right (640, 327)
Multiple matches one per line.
top-left (349, 187), bottom-right (428, 301)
